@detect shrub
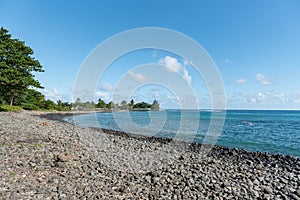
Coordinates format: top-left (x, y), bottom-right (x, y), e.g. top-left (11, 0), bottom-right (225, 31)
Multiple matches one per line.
top-left (0, 105), bottom-right (23, 112)
top-left (39, 100), bottom-right (56, 110)
top-left (21, 103), bottom-right (40, 110)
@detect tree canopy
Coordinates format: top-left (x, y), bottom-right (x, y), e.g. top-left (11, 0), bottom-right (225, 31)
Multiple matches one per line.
top-left (0, 27), bottom-right (44, 105)
top-left (132, 99), bottom-right (160, 110)
top-left (93, 98), bottom-right (160, 111)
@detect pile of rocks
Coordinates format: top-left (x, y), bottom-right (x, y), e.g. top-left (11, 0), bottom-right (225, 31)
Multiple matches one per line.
top-left (0, 111), bottom-right (299, 199)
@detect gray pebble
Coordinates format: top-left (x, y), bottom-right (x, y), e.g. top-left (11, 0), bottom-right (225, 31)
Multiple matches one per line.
top-left (0, 111), bottom-right (299, 199)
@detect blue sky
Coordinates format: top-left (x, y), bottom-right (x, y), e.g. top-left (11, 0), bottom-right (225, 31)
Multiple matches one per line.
top-left (1, 0), bottom-right (300, 109)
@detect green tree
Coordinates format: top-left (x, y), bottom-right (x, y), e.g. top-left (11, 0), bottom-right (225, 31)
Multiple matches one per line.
top-left (57, 100), bottom-right (62, 106)
top-left (83, 101), bottom-right (95, 110)
top-left (0, 27), bottom-right (44, 105)
top-left (56, 100), bottom-right (63, 111)
top-left (61, 101), bottom-right (71, 111)
top-left (133, 102), bottom-right (151, 109)
top-left (151, 99), bottom-right (160, 110)
top-left (74, 98), bottom-right (81, 105)
top-left (21, 89), bottom-right (45, 110)
top-left (107, 101), bottom-right (112, 109)
top-left (17, 89), bottom-right (56, 110)
top-left (40, 99), bottom-right (56, 110)
top-left (96, 98), bottom-right (107, 109)
top-left (120, 100), bottom-right (127, 110)
top-left (128, 99), bottom-right (134, 109)
top-left (107, 101), bottom-right (116, 110)
top-left (56, 100), bottom-right (71, 111)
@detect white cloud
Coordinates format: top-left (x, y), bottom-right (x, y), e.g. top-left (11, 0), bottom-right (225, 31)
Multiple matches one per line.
top-left (249, 98), bottom-right (257, 103)
top-left (158, 56), bottom-right (192, 84)
top-left (225, 58), bottom-right (230, 63)
top-left (101, 83), bottom-right (113, 91)
top-left (43, 88), bottom-right (68, 102)
top-left (246, 92), bottom-right (267, 104)
top-left (128, 71), bottom-right (151, 83)
top-left (159, 56), bottom-right (182, 73)
top-left (228, 90), bottom-right (300, 109)
top-left (183, 59), bottom-right (189, 66)
top-left (167, 95), bottom-right (179, 101)
top-left (257, 92), bottom-right (266, 101)
top-left (236, 78), bottom-right (246, 84)
top-left (182, 67), bottom-right (192, 84)
top-left (149, 92), bottom-right (160, 100)
top-left (95, 91), bottom-right (110, 101)
top-left (255, 73), bottom-right (272, 85)
top-left (183, 59), bottom-right (193, 66)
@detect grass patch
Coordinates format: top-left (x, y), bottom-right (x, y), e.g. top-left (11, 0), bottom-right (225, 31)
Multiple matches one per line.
top-left (29, 143), bottom-right (45, 149)
top-left (34, 143), bottom-right (45, 147)
top-left (9, 171), bottom-right (16, 176)
top-left (0, 105), bottom-right (23, 112)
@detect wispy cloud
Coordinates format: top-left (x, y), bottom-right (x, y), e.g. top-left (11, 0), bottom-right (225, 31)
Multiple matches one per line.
top-left (43, 88), bottom-right (70, 102)
top-left (167, 95), bottom-right (179, 102)
top-left (95, 90), bottom-right (110, 101)
top-left (183, 58), bottom-right (193, 66)
top-left (128, 71), bottom-right (151, 83)
top-left (101, 83), bottom-right (113, 91)
top-left (257, 92), bottom-right (266, 101)
top-left (255, 73), bottom-right (272, 85)
top-left (228, 90), bottom-right (300, 109)
top-left (236, 78), bottom-right (246, 84)
top-left (182, 67), bottom-right (192, 84)
top-left (245, 92), bottom-right (267, 104)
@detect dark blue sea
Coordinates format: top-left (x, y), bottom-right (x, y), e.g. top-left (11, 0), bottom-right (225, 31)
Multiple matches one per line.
top-left (65, 110), bottom-right (300, 158)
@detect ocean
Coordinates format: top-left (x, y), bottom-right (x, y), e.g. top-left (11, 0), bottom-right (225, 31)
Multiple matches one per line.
top-left (65, 110), bottom-right (300, 158)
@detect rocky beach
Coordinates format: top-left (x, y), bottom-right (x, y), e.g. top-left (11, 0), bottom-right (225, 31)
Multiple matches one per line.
top-left (0, 111), bottom-right (299, 199)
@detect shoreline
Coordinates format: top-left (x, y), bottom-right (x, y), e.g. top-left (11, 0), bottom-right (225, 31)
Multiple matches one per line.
top-left (0, 111), bottom-right (299, 199)
top-left (41, 110), bottom-right (300, 168)
top-left (45, 110), bottom-right (299, 159)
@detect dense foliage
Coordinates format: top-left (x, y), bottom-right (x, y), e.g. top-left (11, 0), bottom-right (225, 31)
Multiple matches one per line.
top-left (73, 98), bottom-right (160, 111)
top-left (0, 105), bottom-right (23, 112)
top-left (0, 27), bottom-right (71, 111)
top-left (0, 27), bottom-right (44, 106)
top-left (131, 100), bottom-right (160, 110)
top-left (0, 27), bottom-right (160, 112)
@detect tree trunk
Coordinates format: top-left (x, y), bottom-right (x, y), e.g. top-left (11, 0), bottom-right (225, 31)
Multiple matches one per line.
top-left (10, 95), bottom-right (14, 106)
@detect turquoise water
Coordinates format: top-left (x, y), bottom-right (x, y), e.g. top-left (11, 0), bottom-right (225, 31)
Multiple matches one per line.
top-left (66, 110), bottom-right (300, 158)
